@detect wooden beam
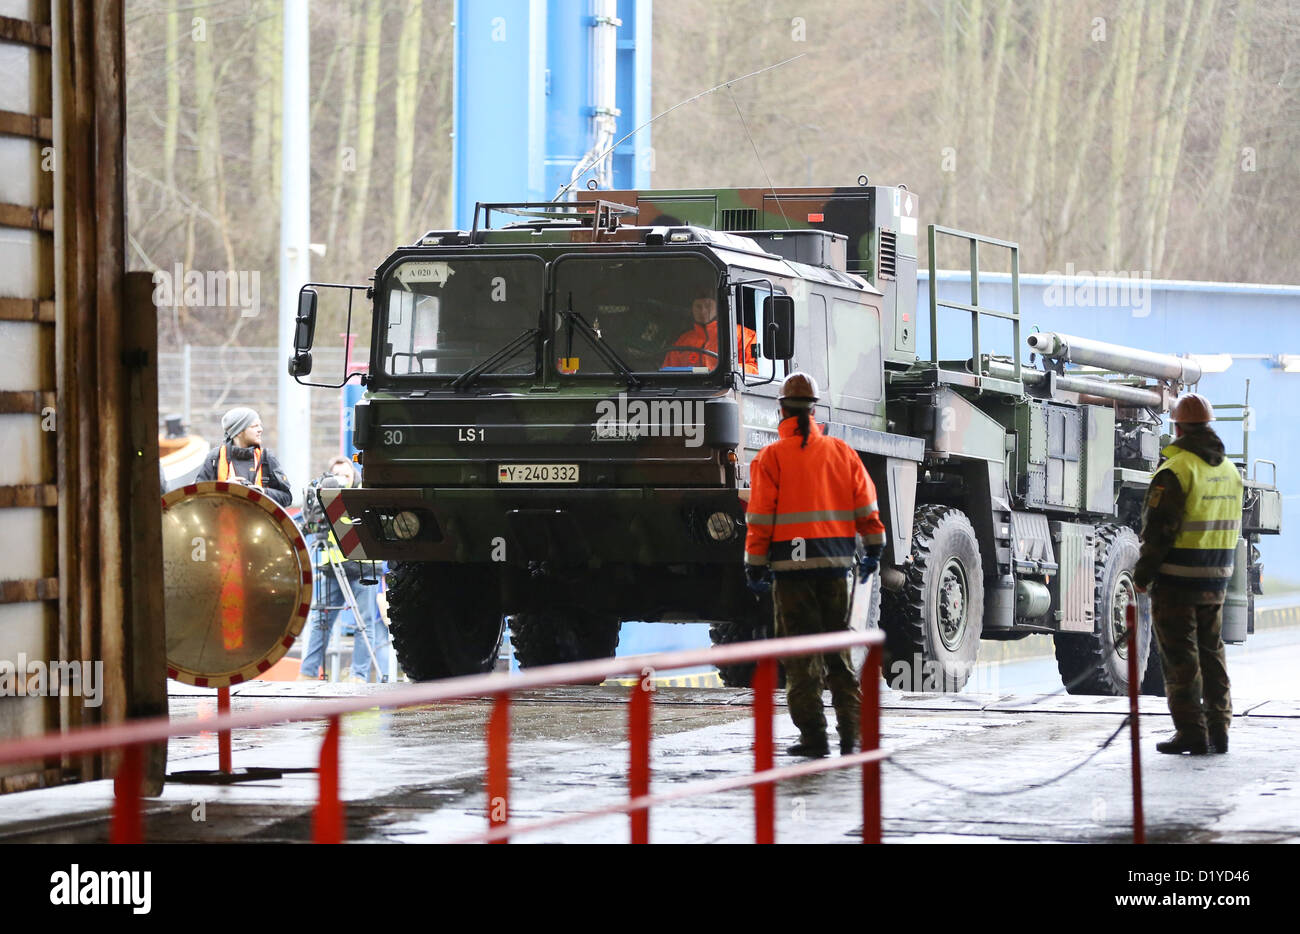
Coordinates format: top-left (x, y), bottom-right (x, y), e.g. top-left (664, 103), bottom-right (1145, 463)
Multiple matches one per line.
top-left (0, 485), bottom-right (58, 508)
top-left (0, 578), bottom-right (59, 602)
top-left (122, 271), bottom-right (167, 795)
top-left (0, 391), bottom-right (56, 414)
top-left (0, 203), bottom-right (56, 232)
top-left (0, 15), bottom-right (52, 47)
top-left (92, 0), bottom-right (130, 784)
top-left (0, 110), bottom-right (54, 141)
top-left (0, 297), bottom-right (55, 322)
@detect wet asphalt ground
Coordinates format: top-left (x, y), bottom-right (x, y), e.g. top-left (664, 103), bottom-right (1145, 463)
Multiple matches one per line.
top-left (0, 661), bottom-right (1296, 843)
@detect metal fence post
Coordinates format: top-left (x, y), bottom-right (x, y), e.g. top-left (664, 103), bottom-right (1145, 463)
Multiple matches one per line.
top-left (1127, 603), bottom-right (1145, 844)
top-left (313, 715), bottom-right (343, 843)
top-left (862, 643), bottom-right (882, 844)
top-left (182, 342), bottom-right (192, 425)
top-left (753, 657), bottom-right (777, 844)
top-left (629, 678), bottom-right (653, 843)
top-left (487, 694), bottom-right (510, 843)
top-left (110, 744), bottom-right (144, 844)
top-left (217, 686), bottom-right (232, 773)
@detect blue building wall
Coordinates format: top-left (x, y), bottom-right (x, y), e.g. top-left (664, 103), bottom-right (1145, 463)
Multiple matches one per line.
top-left (452, 0), bottom-right (652, 230)
top-left (919, 272), bottom-right (1300, 585)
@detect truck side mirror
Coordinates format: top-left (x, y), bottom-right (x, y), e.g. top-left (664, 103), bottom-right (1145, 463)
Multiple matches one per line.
top-left (294, 288), bottom-right (318, 352)
top-left (762, 295), bottom-right (795, 360)
top-left (288, 351), bottom-right (313, 377)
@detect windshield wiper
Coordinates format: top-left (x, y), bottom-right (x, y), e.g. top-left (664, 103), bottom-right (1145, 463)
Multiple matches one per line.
top-left (561, 293), bottom-right (642, 388)
top-left (451, 327), bottom-right (541, 391)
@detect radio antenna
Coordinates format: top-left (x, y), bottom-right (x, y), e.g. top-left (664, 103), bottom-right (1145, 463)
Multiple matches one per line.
top-left (726, 86), bottom-right (790, 229)
top-left (554, 52), bottom-right (809, 201)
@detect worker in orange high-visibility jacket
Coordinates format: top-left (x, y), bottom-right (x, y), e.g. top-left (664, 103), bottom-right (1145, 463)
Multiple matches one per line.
top-left (744, 372), bottom-right (886, 758)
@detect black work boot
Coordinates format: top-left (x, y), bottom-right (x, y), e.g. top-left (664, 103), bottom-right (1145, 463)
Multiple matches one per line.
top-left (1208, 728), bottom-right (1229, 754)
top-left (1155, 731), bottom-right (1210, 755)
top-left (786, 736), bottom-right (830, 758)
top-left (836, 719), bottom-right (860, 756)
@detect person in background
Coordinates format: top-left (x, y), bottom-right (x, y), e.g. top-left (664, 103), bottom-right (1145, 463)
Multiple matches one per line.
top-left (661, 294), bottom-right (758, 374)
top-left (195, 406), bottom-right (293, 507)
top-left (298, 457), bottom-right (391, 683)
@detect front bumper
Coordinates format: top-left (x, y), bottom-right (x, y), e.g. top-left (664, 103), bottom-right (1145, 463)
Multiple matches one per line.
top-left (318, 486), bottom-right (749, 565)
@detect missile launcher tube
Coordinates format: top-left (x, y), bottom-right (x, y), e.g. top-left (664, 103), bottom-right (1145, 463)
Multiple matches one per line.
top-left (1026, 332), bottom-right (1202, 384)
top-left (978, 357), bottom-right (1171, 409)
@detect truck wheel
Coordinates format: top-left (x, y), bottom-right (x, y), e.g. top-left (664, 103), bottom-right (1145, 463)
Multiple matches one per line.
top-left (510, 609), bottom-right (621, 669)
top-left (710, 617), bottom-right (779, 688)
top-left (881, 505), bottom-right (984, 692)
top-left (385, 562), bottom-right (505, 680)
top-left (1053, 525), bottom-right (1151, 695)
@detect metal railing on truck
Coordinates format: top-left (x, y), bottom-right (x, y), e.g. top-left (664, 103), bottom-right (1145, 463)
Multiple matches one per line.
top-left (927, 224), bottom-right (1023, 387)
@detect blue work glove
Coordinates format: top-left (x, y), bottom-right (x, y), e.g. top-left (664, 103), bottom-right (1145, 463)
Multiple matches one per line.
top-left (745, 565), bottom-right (772, 594)
top-left (857, 548), bottom-right (882, 583)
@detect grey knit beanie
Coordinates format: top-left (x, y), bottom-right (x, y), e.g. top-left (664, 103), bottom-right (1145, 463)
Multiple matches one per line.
top-left (221, 407), bottom-right (259, 443)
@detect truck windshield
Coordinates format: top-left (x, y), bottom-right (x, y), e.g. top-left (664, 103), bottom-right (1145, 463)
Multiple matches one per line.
top-left (551, 254), bottom-right (728, 376)
top-left (381, 256), bottom-right (544, 377)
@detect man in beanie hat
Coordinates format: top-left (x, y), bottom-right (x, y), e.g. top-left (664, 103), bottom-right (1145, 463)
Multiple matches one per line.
top-left (196, 406), bottom-right (293, 507)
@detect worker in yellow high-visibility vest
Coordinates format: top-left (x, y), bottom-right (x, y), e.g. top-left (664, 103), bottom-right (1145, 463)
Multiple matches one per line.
top-left (1134, 393), bottom-right (1242, 756)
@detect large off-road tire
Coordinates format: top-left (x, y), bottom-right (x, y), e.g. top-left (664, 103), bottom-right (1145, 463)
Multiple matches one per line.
top-left (1053, 525), bottom-right (1152, 695)
top-left (881, 505), bottom-right (984, 692)
top-left (709, 612), bottom-right (774, 689)
top-left (510, 609), bottom-right (621, 668)
top-left (385, 562), bottom-right (505, 681)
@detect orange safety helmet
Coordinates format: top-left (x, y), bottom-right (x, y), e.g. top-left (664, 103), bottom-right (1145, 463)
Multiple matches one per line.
top-left (1170, 392), bottom-right (1214, 424)
top-left (778, 372), bottom-right (820, 410)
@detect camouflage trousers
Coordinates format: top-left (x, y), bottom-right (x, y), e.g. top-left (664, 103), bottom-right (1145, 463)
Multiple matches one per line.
top-left (1151, 596), bottom-right (1232, 738)
top-left (772, 574), bottom-right (861, 744)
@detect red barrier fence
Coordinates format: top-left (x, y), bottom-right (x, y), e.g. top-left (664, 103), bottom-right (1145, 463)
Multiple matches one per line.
top-left (0, 630), bottom-right (887, 845)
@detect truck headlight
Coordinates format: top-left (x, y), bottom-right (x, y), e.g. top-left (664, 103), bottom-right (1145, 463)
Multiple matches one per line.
top-left (391, 510), bottom-right (421, 540)
top-left (706, 511), bottom-right (736, 541)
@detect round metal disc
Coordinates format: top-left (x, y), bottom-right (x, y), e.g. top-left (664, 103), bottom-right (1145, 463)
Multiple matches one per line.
top-left (162, 482), bottom-right (312, 687)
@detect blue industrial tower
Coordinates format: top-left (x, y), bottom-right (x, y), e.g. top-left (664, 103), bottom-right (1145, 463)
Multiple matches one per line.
top-left (451, 0), bottom-right (653, 230)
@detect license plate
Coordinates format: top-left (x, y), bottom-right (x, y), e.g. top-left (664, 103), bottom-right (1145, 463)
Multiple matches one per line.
top-left (497, 463), bottom-right (579, 484)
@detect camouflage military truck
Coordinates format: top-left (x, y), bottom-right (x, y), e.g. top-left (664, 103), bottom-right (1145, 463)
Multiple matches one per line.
top-left (290, 182), bottom-right (1282, 693)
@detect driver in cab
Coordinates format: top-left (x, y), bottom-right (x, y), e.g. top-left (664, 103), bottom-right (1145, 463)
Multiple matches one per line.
top-left (661, 295), bottom-right (758, 374)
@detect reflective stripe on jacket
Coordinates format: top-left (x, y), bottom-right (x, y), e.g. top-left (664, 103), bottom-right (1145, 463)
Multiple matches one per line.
top-left (1154, 444), bottom-right (1243, 592)
top-left (744, 417), bottom-right (886, 572)
top-left (217, 443), bottom-right (263, 486)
